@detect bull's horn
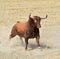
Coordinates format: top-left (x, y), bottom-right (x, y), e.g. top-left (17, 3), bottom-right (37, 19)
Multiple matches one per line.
top-left (29, 13), bottom-right (31, 18)
top-left (41, 15), bottom-right (48, 19)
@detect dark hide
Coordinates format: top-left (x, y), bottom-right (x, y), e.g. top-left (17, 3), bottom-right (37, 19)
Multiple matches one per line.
top-left (10, 14), bottom-right (47, 50)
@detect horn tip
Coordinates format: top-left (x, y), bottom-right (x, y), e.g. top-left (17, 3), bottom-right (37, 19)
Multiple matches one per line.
top-left (46, 14), bottom-right (48, 18)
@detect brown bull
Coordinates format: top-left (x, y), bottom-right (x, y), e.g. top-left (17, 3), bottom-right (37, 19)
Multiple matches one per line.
top-left (10, 14), bottom-right (47, 50)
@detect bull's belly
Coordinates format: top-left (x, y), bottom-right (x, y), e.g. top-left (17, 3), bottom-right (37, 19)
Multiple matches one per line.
top-left (26, 32), bottom-right (38, 38)
top-left (17, 28), bottom-right (39, 39)
top-left (17, 31), bottom-right (37, 38)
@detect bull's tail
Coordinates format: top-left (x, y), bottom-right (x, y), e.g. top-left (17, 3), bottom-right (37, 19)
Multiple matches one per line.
top-left (9, 26), bottom-right (17, 40)
top-left (40, 15), bottom-right (48, 19)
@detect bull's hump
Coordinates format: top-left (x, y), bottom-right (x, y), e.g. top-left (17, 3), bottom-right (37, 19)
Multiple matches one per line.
top-left (17, 21), bottom-right (20, 23)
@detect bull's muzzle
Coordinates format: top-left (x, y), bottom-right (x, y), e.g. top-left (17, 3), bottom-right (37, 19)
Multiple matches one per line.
top-left (37, 25), bottom-right (41, 28)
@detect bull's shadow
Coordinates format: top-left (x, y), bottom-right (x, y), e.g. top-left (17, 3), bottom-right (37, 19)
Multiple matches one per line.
top-left (28, 43), bottom-right (51, 50)
top-left (20, 40), bottom-right (51, 50)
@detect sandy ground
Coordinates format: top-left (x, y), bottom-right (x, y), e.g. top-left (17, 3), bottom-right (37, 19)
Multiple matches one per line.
top-left (0, 0), bottom-right (60, 59)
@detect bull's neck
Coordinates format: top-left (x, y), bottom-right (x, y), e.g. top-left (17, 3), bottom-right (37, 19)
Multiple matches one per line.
top-left (28, 20), bottom-right (36, 29)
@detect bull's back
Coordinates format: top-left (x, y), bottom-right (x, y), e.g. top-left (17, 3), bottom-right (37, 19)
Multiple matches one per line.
top-left (15, 22), bottom-right (28, 36)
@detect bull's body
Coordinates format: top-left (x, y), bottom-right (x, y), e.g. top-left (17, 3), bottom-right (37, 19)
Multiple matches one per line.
top-left (10, 14), bottom-right (47, 50)
top-left (10, 22), bottom-right (40, 39)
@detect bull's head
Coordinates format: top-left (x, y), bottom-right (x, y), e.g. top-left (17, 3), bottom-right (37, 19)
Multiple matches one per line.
top-left (28, 14), bottom-right (41, 28)
top-left (29, 14), bottom-right (48, 28)
top-left (33, 16), bottom-right (41, 28)
top-left (33, 15), bottom-right (48, 28)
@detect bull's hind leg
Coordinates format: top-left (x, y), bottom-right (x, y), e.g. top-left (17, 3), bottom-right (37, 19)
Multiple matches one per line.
top-left (20, 37), bottom-right (24, 46)
top-left (36, 36), bottom-right (40, 46)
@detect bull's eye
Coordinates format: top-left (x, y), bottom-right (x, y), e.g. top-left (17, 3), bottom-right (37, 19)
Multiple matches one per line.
top-left (34, 20), bottom-right (37, 23)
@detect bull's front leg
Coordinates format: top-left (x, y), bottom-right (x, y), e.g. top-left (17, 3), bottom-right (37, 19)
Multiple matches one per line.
top-left (25, 38), bottom-right (28, 50)
top-left (36, 36), bottom-right (40, 47)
